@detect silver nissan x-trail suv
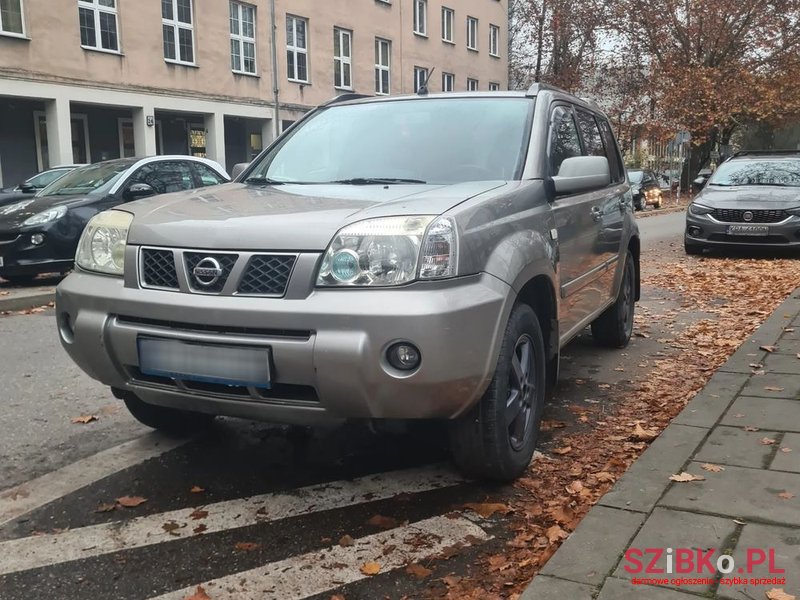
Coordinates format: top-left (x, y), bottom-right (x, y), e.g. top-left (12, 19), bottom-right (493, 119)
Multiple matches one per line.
top-left (57, 84), bottom-right (640, 481)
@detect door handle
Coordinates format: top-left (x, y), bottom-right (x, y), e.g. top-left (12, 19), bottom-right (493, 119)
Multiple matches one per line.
top-left (591, 206), bottom-right (602, 221)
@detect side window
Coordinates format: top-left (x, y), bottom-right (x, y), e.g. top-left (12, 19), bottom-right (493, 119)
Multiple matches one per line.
top-left (193, 163), bottom-right (226, 186)
top-left (575, 110), bottom-right (605, 157)
top-left (596, 118), bottom-right (625, 184)
top-left (549, 105), bottom-right (582, 176)
top-left (127, 161), bottom-right (195, 195)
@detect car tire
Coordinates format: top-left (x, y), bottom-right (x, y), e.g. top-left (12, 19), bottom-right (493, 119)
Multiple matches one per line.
top-left (591, 250), bottom-right (635, 349)
top-left (122, 392), bottom-right (214, 435)
top-left (1, 274), bottom-right (37, 285)
top-left (684, 241), bottom-right (703, 255)
top-left (448, 303), bottom-right (546, 482)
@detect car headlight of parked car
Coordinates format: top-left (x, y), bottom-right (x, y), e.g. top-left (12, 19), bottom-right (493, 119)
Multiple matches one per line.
top-left (316, 215), bottom-right (458, 287)
top-left (786, 207), bottom-right (800, 216)
top-left (689, 203), bottom-right (713, 216)
top-left (75, 210), bottom-right (133, 276)
top-left (22, 205), bottom-right (68, 226)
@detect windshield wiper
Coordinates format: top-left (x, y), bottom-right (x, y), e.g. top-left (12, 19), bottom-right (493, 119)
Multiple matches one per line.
top-left (328, 177), bottom-right (427, 185)
top-left (244, 176), bottom-right (300, 185)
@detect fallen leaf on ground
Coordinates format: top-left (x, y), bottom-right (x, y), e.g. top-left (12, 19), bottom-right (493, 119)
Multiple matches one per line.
top-left (189, 509), bottom-right (208, 520)
top-left (777, 491), bottom-right (795, 500)
top-left (330, 595), bottom-right (346, 600)
top-left (462, 502), bottom-right (511, 518)
top-left (552, 446), bottom-right (572, 455)
top-left (701, 463), bottom-right (725, 473)
top-left (366, 515), bottom-right (398, 529)
top-left (545, 525), bottom-right (568, 544)
top-left (669, 472), bottom-right (705, 483)
top-left (781, 447), bottom-right (792, 453)
top-left (764, 386), bottom-right (785, 392)
top-left (94, 503), bottom-right (117, 513)
top-left (631, 423), bottom-right (658, 441)
top-left (359, 562), bottom-right (381, 576)
top-left (189, 485), bottom-right (205, 493)
top-left (745, 426), bottom-right (760, 432)
top-left (193, 524), bottom-right (207, 534)
top-left (761, 437), bottom-right (777, 446)
top-left (234, 542), bottom-right (260, 551)
top-left (734, 413), bottom-right (745, 418)
top-left (338, 534), bottom-right (355, 547)
top-left (539, 420), bottom-right (567, 431)
top-left (760, 345), bottom-right (777, 353)
top-left (184, 586), bottom-right (211, 600)
top-left (565, 481), bottom-right (584, 494)
top-left (595, 471), bottom-right (615, 482)
top-left (162, 521), bottom-right (182, 535)
top-left (405, 563), bottom-right (433, 579)
top-left (71, 415), bottom-right (98, 424)
top-left (766, 588), bottom-right (796, 600)
top-left (116, 495), bottom-right (147, 508)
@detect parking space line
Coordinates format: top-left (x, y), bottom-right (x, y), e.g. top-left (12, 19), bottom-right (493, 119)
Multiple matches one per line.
top-left (0, 432), bottom-right (188, 527)
top-left (0, 464), bottom-right (463, 576)
top-left (149, 514), bottom-right (489, 600)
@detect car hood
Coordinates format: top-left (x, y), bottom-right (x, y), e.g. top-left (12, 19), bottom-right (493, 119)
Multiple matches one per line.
top-left (125, 181), bottom-right (508, 250)
top-left (0, 191), bottom-right (31, 207)
top-left (695, 185), bottom-right (800, 210)
top-left (0, 193), bottom-right (92, 229)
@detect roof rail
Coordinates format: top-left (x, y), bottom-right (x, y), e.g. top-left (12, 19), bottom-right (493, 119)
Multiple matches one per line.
top-left (732, 149), bottom-right (800, 157)
top-left (323, 93), bottom-right (372, 106)
top-left (525, 81), bottom-right (568, 97)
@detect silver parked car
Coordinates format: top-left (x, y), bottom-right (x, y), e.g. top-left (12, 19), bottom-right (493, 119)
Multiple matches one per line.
top-left (685, 151), bottom-right (800, 253)
top-left (57, 85), bottom-right (640, 481)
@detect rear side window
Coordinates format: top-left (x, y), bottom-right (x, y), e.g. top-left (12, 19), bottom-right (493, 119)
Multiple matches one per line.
top-left (596, 118), bottom-right (625, 184)
top-left (549, 105), bottom-right (582, 175)
top-left (575, 110), bottom-right (605, 157)
top-left (193, 163), bottom-right (226, 186)
top-left (128, 161), bottom-right (196, 195)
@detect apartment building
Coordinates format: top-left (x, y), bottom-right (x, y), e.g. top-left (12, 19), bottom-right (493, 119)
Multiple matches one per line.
top-left (0, 0), bottom-right (508, 187)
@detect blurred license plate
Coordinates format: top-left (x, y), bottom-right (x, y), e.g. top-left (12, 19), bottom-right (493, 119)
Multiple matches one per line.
top-left (138, 337), bottom-right (271, 388)
top-left (727, 225), bottom-right (769, 236)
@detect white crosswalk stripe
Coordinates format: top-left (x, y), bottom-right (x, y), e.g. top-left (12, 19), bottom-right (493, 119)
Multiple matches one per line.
top-left (149, 515), bottom-right (490, 600)
top-left (0, 464), bottom-right (464, 576)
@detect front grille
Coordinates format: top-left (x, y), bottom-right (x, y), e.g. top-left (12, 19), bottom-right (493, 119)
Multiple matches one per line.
top-left (711, 209), bottom-right (788, 223)
top-left (184, 252), bottom-right (238, 293)
top-left (237, 255), bottom-right (296, 296)
top-left (116, 315), bottom-right (311, 339)
top-left (141, 249), bottom-right (179, 289)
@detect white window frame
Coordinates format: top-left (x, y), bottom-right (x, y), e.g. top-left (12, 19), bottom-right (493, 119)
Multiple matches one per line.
top-left (441, 6), bottom-right (453, 44)
top-left (489, 24), bottom-right (500, 57)
top-left (412, 0), bottom-right (427, 36)
top-left (0, 0), bottom-right (25, 38)
top-left (333, 27), bottom-right (353, 90)
top-left (374, 37), bottom-right (391, 95)
top-left (78, 0), bottom-right (120, 54)
top-left (442, 72), bottom-right (454, 92)
top-left (489, 82), bottom-right (500, 91)
top-left (34, 111), bottom-right (91, 170)
top-left (413, 66), bottom-right (428, 93)
top-left (286, 14), bottom-right (309, 83)
top-left (467, 78), bottom-right (478, 91)
top-left (230, 1), bottom-right (257, 75)
top-left (162, 0), bottom-right (195, 65)
top-left (466, 16), bottom-right (478, 51)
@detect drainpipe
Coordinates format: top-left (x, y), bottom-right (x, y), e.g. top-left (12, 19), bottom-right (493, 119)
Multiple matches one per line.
top-left (269, 0), bottom-right (280, 140)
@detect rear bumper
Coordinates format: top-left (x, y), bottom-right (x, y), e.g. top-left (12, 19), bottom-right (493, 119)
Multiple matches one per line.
top-left (56, 270), bottom-right (513, 425)
top-left (685, 213), bottom-right (800, 247)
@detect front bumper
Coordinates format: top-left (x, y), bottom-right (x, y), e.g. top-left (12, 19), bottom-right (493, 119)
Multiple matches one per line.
top-left (685, 212), bottom-right (800, 247)
top-left (56, 269), bottom-right (513, 425)
top-left (0, 227), bottom-right (74, 276)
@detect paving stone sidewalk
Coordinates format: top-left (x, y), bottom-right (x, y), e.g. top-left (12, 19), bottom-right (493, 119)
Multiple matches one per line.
top-left (523, 287), bottom-right (800, 600)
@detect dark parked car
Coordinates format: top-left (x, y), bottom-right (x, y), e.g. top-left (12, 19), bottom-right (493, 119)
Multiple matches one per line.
top-left (627, 169), bottom-right (663, 210)
top-left (0, 165), bottom-right (84, 208)
top-left (0, 156), bottom-right (229, 284)
top-left (685, 151), bottom-right (800, 253)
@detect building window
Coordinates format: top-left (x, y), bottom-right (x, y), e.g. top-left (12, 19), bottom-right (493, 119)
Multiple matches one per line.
top-left (78, 0), bottom-right (119, 52)
top-left (413, 66), bottom-right (428, 92)
top-left (466, 16), bottom-right (478, 51)
top-left (489, 82), bottom-right (500, 91)
top-left (467, 78), bottom-right (478, 91)
top-left (374, 37), bottom-right (391, 95)
top-left (333, 27), bottom-right (352, 89)
top-left (442, 72), bottom-right (454, 92)
top-left (230, 1), bottom-right (256, 74)
top-left (441, 6), bottom-right (453, 43)
top-left (286, 15), bottom-right (309, 82)
top-left (412, 0), bottom-right (426, 36)
top-left (0, 0), bottom-right (24, 36)
top-left (489, 24), bottom-right (500, 57)
top-left (162, 0), bottom-right (194, 64)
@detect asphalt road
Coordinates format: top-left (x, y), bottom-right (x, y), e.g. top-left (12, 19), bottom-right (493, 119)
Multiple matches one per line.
top-left (0, 210), bottom-right (688, 600)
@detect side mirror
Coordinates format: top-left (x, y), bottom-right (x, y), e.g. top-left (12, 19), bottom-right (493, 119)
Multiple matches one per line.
top-left (552, 156), bottom-right (611, 195)
top-left (19, 183), bottom-right (36, 194)
top-left (693, 177), bottom-right (706, 187)
top-left (231, 162), bottom-right (250, 180)
top-left (124, 182), bottom-right (156, 200)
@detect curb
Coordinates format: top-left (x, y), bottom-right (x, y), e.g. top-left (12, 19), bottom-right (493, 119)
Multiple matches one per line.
top-left (635, 205), bottom-right (687, 219)
top-left (0, 290), bottom-right (55, 313)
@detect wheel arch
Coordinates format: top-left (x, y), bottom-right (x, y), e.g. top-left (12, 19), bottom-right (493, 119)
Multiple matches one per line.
top-left (627, 235), bottom-right (641, 301)
top-left (516, 274), bottom-right (559, 387)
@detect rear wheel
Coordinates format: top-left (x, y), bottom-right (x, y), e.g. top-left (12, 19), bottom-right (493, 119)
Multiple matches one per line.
top-left (449, 303), bottom-right (546, 481)
top-left (591, 250), bottom-right (636, 348)
top-left (121, 391), bottom-right (214, 434)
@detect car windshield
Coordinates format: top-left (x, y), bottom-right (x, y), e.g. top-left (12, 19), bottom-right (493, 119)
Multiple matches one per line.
top-left (248, 98), bottom-right (533, 185)
top-left (628, 170), bottom-right (643, 183)
top-left (38, 162), bottom-right (132, 196)
top-left (708, 159), bottom-right (800, 188)
top-left (25, 168), bottom-right (72, 189)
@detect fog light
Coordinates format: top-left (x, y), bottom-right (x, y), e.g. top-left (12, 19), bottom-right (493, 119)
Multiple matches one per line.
top-left (688, 226), bottom-right (702, 237)
top-left (31, 233), bottom-right (45, 245)
top-left (386, 342), bottom-right (421, 371)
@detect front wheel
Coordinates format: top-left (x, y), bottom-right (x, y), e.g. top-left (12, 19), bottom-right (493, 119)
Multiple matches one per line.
top-left (448, 303), bottom-right (546, 481)
top-left (591, 250), bottom-right (636, 348)
top-left (122, 392), bottom-right (214, 435)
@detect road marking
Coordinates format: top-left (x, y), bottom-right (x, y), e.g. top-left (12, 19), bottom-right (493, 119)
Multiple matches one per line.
top-left (0, 464), bottom-right (463, 575)
top-left (150, 514), bottom-right (489, 600)
top-left (0, 432), bottom-right (188, 527)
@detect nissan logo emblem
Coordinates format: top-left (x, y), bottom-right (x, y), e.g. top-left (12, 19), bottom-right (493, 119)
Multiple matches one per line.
top-left (743, 211), bottom-right (754, 222)
top-left (193, 257), bottom-right (223, 287)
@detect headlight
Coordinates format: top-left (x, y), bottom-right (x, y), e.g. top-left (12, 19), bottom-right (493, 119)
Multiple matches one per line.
top-left (645, 188), bottom-right (661, 199)
top-left (316, 215), bottom-right (458, 287)
top-left (75, 210), bottom-right (133, 276)
top-left (689, 203), bottom-right (713, 216)
top-left (22, 205), bottom-right (67, 226)
top-left (786, 207), bottom-right (800, 216)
